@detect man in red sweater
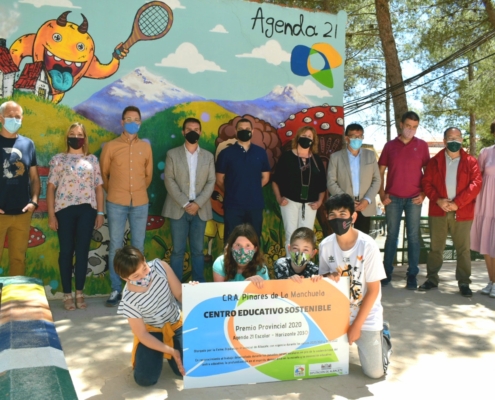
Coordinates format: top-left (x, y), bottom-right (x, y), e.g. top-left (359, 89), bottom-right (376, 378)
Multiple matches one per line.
top-left (420, 127), bottom-right (482, 296)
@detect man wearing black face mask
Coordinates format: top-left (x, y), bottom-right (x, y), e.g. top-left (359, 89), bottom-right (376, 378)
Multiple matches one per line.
top-left (162, 118), bottom-right (215, 282)
top-left (216, 117), bottom-right (271, 240)
top-left (419, 127), bottom-right (482, 297)
top-left (319, 193), bottom-right (391, 379)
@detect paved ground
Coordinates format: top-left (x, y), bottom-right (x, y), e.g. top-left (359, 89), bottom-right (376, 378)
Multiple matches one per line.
top-left (50, 261), bottom-right (495, 400)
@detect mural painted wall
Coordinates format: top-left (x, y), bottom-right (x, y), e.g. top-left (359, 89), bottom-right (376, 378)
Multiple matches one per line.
top-left (0, 0), bottom-right (347, 294)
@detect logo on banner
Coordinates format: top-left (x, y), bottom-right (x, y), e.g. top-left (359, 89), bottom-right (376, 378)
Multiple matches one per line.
top-left (294, 365), bottom-right (305, 377)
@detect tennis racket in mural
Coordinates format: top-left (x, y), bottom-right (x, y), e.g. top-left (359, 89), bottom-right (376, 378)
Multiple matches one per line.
top-left (113, 1), bottom-right (174, 59)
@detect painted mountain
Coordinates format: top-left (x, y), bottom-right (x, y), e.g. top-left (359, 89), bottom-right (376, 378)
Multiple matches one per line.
top-left (74, 67), bottom-right (204, 133)
top-left (74, 67), bottom-right (315, 131)
top-left (213, 84), bottom-right (314, 127)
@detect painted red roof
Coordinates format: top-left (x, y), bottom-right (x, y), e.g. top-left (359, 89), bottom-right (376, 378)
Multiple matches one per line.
top-left (0, 46), bottom-right (19, 74)
top-left (14, 62), bottom-right (44, 89)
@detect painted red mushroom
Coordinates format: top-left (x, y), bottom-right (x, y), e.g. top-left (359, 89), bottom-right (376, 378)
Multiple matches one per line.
top-left (146, 215), bottom-right (165, 230)
top-left (277, 104), bottom-right (345, 167)
top-left (3, 226), bottom-right (46, 248)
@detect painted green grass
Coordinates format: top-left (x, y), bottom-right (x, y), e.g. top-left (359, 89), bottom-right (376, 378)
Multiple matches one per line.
top-left (0, 96), bottom-right (323, 294)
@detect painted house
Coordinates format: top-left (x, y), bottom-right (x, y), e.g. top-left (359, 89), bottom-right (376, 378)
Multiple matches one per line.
top-left (14, 62), bottom-right (50, 99)
top-left (0, 38), bottom-right (19, 98)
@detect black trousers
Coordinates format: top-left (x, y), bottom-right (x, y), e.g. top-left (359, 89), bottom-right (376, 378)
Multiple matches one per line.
top-left (354, 211), bottom-right (371, 235)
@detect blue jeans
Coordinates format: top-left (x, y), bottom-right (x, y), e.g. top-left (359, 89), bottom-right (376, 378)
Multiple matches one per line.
top-left (170, 213), bottom-right (206, 282)
top-left (56, 204), bottom-right (96, 293)
top-left (107, 201), bottom-right (148, 292)
top-left (384, 196), bottom-right (422, 279)
top-left (134, 327), bottom-right (183, 386)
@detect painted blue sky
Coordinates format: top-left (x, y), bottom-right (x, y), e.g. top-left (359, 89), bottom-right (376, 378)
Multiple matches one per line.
top-left (0, 0), bottom-right (346, 107)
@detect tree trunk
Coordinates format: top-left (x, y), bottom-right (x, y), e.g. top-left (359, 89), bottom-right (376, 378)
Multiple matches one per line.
top-left (482, 0), bottom-right (495, 29)
top-left (386, 80), bottom-right (391, 141)
top-left (375, 0), bottom-right (408, 133)
top-left (321, 0), bottom-right (337, 13)
top-left (468, 63), bottom-right (477, 154)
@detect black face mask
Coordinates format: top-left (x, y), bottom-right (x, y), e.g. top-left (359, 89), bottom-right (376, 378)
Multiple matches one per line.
top-left (68, 137), bottom-right (85, 150)
top-left (329, 217), bottom-right (353, 236)
top-left (298, 137), bottom-right (313, 149)
top-left (237, 129), bottom-right (252, 142)
top-left (185, 130), bottom-right (200, 144)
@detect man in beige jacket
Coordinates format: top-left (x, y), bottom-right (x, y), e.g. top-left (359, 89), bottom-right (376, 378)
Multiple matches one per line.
top-left (327, 123), bottom-right (381, 234)
top-left (162, 117), bottom-right (215, 282)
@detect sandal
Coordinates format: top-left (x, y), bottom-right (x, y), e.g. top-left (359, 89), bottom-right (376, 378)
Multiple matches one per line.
top-left (75, 293), bottom-right (87, 310)
top-left (63, 294), bottom-right (75, 311)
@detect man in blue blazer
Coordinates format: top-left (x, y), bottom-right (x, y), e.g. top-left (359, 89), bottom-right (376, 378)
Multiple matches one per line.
top-left (162, 118), bottom-right (216, 282)
top-left (327, 123), bottom-right (381, 234)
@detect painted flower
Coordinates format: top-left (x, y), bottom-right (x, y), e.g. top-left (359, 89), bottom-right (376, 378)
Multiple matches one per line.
top-left (314, 230), bottom-right (324, 247)
top-left (162, 248), bottom-right (172, 263)
top-left (266, 243), bottom-right (285, 267)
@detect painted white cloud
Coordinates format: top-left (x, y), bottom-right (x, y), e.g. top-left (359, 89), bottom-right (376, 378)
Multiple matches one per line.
top-left (155, 42), bottom-right (226, 74)
top-left (0, 4), bottom-right (20, 38)
top-left (236, 40), bottom-right (290, 66)
top-left (167, 0), bottom-right (185, 9)
top-left (296, 79), bottom-right (332, 98)
top-left (210, 24), bottom-right (228, 34)
top-left (18, 0), bottom-right (81, 9)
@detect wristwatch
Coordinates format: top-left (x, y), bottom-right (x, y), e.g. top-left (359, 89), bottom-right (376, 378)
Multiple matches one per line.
top-left (30, 201), bottom-right (39, 210)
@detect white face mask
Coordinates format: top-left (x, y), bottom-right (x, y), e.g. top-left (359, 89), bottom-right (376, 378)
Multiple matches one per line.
top-left (129, 269), bottom-right (152, 287)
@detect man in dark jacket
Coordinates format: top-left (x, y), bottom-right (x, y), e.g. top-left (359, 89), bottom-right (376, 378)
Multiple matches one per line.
top-left (419, 127), bottom-right (482, 296)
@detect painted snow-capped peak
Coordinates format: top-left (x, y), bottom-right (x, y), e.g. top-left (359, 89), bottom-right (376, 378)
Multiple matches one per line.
top-left (108, 67), bottom-right (197, 102)
top-left (262, 84), bottom-right (314, 105)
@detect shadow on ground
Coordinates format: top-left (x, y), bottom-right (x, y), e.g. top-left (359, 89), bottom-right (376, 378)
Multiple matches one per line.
top-left (50, 262), bottom-right (495, 400)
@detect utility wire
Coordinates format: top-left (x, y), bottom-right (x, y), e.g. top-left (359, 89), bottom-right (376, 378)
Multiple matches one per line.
top-left (345, 50), bottom-right (495, 116)
top-left (343, 29), bottom-right (495, 114)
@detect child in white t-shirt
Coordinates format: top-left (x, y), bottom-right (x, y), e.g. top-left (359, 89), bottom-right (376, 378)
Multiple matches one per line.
top-left (319, 193), bottom-right (391, 378)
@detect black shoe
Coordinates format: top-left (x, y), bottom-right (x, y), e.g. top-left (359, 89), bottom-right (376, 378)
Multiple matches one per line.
top-left (105, 290), bottom-right (122, 307)
top-left (406, 276), bottom-right (417, 290)
top-left (418, 280), bottom-right (438, 291)
top-left (381, 277), bottom-right (391, 287)
top-left (459, 284), bottom-right (473, 297)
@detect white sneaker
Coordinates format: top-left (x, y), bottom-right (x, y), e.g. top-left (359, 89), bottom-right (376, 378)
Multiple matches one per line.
top-left (490, 285), bottom-right (495, 298)
top-left (481, 281), bottom-right (493, 295)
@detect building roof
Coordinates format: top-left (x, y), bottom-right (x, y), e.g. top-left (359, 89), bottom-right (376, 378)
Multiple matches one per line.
top-left (0, 46), bottom-right (19, 74)
top-left (14, 62), bottom-right (44, 89)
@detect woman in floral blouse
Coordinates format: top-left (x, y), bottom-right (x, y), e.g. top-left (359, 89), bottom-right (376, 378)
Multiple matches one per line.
top-left (47, 123), bottom-right (104, 310)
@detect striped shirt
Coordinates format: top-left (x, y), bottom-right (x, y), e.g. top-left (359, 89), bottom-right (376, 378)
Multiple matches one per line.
top-left (117, 259), bottom-right (181, 328)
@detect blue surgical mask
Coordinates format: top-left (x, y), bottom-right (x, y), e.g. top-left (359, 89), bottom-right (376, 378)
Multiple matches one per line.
top-left (124, 122), bottom-right (140, 135)
top-left (3, 118), bottom-right (22, 134)
top-left (349, 138), bottom-right (363, 150)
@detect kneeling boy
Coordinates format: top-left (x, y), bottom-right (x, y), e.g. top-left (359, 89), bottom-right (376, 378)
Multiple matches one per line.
top-left (115, 245), bottom-right (184, 386)
top-left (274, 227), bottom-right (320, 282)
top-left (319, 194), bottom-right (391, 378)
